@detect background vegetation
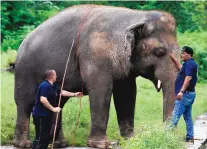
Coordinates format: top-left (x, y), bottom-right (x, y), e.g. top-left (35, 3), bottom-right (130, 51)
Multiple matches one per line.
top-left (1, 1), bottom-right (207, 82)
top-left (1, 68), bottom-right (207, 148)
top-left (1, 1), bottom-right (207, 148)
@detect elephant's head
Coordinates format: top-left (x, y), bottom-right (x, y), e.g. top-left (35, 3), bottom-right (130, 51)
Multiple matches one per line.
top-left (126, 11), bottom-right (179, 121)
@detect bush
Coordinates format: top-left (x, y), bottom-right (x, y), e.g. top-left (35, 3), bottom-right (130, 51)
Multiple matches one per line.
top-left (178, 31), bottom-right (207, 82)
top-left (194, 52), bottom-right (207, 82)
top-left (1, 25), bottom-right (35, 52)
top-left (120, 124), bottom-right (185, 149)
top-left (1, 25), bottom-right (35, 51)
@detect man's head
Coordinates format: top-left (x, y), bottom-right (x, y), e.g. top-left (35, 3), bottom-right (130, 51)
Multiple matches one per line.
top-left (45, 69), bottom-right (57, 82)
top-left (180, 46), bottom-right (193, 61)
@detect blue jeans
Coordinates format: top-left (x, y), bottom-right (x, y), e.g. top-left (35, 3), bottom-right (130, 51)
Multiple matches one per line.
top-left (170, 92), bottom-right (196, 139)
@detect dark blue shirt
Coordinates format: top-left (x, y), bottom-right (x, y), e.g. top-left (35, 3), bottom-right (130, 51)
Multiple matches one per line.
top-left (175, 58), bottom-right (198, 95)
top-left (32, 80), bottom-right (58, 116)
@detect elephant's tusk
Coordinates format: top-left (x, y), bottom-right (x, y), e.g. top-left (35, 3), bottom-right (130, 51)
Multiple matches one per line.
top-left (157, 80), bottom-right (162, 90)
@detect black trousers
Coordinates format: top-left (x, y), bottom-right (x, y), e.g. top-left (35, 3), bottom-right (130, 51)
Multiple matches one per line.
top-left (32, 115), bottom-right (53, 149)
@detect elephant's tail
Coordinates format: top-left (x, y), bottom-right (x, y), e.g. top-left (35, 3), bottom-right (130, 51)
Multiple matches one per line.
top-left (4, 62), bottom-right (15, 73)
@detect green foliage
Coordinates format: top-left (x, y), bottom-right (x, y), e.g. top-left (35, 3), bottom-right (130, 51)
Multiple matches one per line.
top-left (177, 32), bottom-right (207, 82)
top-left (154, 1), bottom-right (206, 33)
top-left (1, 1), bottom-right (206, 50)
top-left (1, 25), bottom-right (35, 52)
top-left (1, 1), bottom-right (60, 51)
top-left (1, 1), bottom-right (206, 82)
top-left (1, 72), bottom-right (16, 144)
top-left (120, 124), bottom-right (185, 149)
top-left (195, 52), bottom-right (207, 82)
top-left (1, 64), bottom-right (207, 148)
top-left (108, 1), bottom-right (206, 33)
top-left (1, 2), bottom-right (36, 40)
top-left (1, 50), bottom-right (17, 68)
top-left (1, 1), bottom-right (206, 44)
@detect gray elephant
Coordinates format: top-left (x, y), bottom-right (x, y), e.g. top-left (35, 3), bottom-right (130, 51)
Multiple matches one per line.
top-left (13, 5), bottom-right (179, 148)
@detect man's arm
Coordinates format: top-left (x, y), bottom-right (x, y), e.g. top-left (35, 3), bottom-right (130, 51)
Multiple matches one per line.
top-left (176, 76), bottom-right (192, 99)
top-left (40, 96), bottom-right (61, 112)
top-left (169, 53), bottom-right (182, 70)
top-left (180, 76), bottom-right (192, 92)
top-left (61, 90), bottom-right (83, 97)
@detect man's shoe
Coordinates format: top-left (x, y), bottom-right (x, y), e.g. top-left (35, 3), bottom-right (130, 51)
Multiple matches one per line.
top-left (186, 138), bottom-right (194, 144)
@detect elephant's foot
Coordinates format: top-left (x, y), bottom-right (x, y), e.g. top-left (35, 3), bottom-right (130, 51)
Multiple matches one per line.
top-left (120, 123), bottom-right (134, 139)
top-left (13, 139), bottom-right (32, 148)
top-left (87, 135), bottom-right (111, 149)
top-left (52, 127), bottom-right (68, 148)
top-left (13, 121), bottom-right (31, 148)
top-left (53, 139), bottom-right (68, 148)
top-left (121, 131), bottom-right (134, 139)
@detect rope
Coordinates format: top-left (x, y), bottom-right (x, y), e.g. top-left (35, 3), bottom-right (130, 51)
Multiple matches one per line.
top-left (70, 7), bottom-right (111, 149)
top-left (71, 83), bottom-right (84, 147)
top-left (71, 7), bottom-right (94, 147)
top-left (52, 7), bottom-right (94, 149)
top-left (76, 7), bottom-right (94, 65)
top-left (51, 39), bottom-right (74, 149)
top-left (71, 95), bottom-right (82, 148)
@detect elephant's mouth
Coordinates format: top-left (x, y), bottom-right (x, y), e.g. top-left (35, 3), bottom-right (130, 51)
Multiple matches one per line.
top-left (154, 79), bottom-right (162, 92)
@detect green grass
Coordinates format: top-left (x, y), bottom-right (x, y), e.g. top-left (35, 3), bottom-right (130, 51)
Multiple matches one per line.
top-left (1, 31), bottom-right (207, 148)
top-left (1, 50), bottom-right (17, 68)
top-left (1, 71), bottom-right (207, 148)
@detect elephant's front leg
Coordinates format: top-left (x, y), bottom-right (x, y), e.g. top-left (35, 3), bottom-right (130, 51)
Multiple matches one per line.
top-left (86, 73), bottom-right (113, 149)
top-left (113, 78), bottom-right (137, 138)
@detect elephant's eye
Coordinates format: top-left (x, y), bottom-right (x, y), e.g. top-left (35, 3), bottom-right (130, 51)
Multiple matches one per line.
top-left (153, 48), bottom-right (165, 57)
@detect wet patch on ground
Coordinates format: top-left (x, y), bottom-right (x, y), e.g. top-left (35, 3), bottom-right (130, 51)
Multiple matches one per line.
top-left (186, 113), bottom-right (207, 149)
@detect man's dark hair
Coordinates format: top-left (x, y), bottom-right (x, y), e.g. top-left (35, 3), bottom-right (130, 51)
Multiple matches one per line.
top-left (182, 46), bottom-right (194, 56)
top-left (45, 69), bottom-right (55, 79)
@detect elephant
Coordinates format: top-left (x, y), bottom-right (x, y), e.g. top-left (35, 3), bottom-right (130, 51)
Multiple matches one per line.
top-left (13, 5), bottom-right (179, 148)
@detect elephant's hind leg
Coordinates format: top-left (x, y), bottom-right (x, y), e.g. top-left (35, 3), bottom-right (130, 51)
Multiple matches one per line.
top-left (113, 78), bottom-right (137, 138)
top-left (13, 77), bottom-right (37, 148)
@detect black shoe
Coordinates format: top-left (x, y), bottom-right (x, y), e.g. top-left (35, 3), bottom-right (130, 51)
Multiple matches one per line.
top-left (186, 138), bottom-right (194, 143)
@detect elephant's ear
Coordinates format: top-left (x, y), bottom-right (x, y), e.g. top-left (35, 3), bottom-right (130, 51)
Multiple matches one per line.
top-left (124, 21), bottom-right (155, 50)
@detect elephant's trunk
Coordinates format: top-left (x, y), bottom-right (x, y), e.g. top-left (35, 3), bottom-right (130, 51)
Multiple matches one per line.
top-left (161, 58), bottom-right (178, 121)
top-left (155, 51), bottom-right (179, 121)
top-left (162, 81), bottom-right (176, 121)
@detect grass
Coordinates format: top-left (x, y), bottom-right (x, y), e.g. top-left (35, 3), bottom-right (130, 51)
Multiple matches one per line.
top-left (1, 50), bottom-right (17, 68)
top-left (1, 70), bottom-right (207, 148)
top-left (1, 31), bottom-right (207, 148)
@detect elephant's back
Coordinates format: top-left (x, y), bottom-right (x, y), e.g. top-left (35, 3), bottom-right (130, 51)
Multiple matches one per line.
top-left (15, 5), bottom-right (147, 61)
top-left (15, 6), bottom-right (89, 73)
top-left (14, 5), bottom-right (155, 76)
top-left (16, 6), bottom-right (84, 60)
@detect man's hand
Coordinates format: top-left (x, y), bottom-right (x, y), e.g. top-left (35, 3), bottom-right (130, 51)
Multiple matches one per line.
top-left (53, 107), bottom-right (61, 113)
top-left (74, 92), bottom-right (83, 97)
top-left (176, 91), bottom-right (183, 100)
top-left (40, 96), bottom-right (61, 112)
top-left (169, 53), bottom-right (182, 70)
top-left (169, 53), bottom-right (176, 60)
top-left (61, 90), bottom-right (83, 97)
